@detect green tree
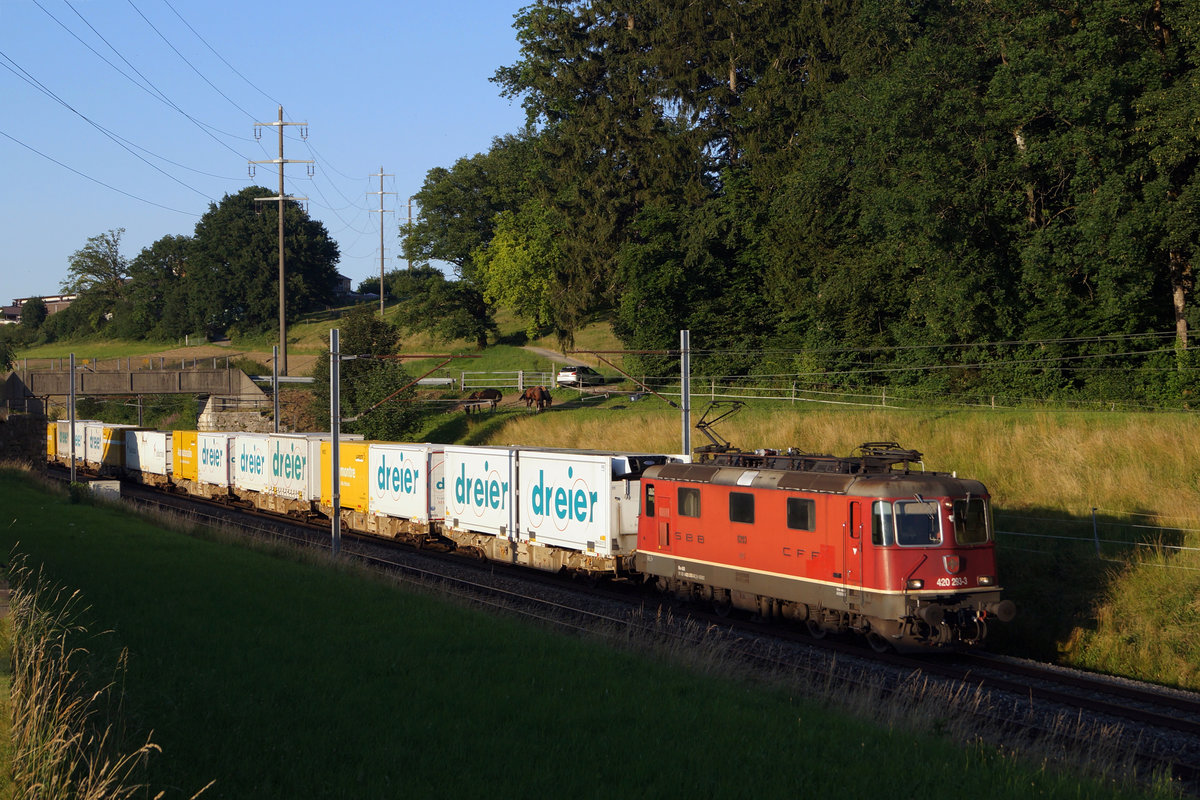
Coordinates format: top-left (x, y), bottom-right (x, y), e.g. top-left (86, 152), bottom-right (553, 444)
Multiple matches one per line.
top-left (188, 187), bottom-right (339, 337)
top-left (19, 297), bottom-right (47, 331)
top-left (389, 266), bottom-right (498, 350)
top-left (122, 234), bottom-right (193, 339)
top-left (309, 305), bottom-right (422, 441)
top-left (62, 228), bottom-right (129, 303)
top-left (495, 2), bottom-right (710, 340)
top-left (472, 202), bottom-right (565, 341)
top-left (403, 133), bottom-right (543, 278)
top-left (401, 134), bottom-right (547, 345)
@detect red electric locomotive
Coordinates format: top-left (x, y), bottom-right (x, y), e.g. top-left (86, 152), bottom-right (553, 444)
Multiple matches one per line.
top-left (634, 443), bottom-right (1015, 651)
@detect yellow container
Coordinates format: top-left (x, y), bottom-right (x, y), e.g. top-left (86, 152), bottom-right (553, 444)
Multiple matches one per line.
top-left (96, 426), bottom-right (130, 469)
top-left (46, 422), bottom-right (57, 460)
top-left (172, 430), bottom-right (199, 482)
top-left (321, 441), bottom-right (372, 512)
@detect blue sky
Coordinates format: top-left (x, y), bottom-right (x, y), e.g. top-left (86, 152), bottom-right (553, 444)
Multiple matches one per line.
top-left (1, 0), bottom-right (529, 304)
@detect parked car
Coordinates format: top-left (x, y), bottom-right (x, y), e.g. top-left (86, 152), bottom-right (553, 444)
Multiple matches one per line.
top-left (556, 365), bottom-right (605, 386)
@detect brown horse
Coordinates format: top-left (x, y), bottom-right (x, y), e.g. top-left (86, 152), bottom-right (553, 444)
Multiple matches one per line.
top-left (465, 388), bottom-right (502, 414)
top-left (521, 385), bottom-right (551, 412)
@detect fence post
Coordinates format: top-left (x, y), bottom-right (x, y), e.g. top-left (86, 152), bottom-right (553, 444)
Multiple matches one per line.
top-left (1092, 507), bottom-right (1100, 557)
top-left (882, 387), bottom-right (886, 407)
top-left (791, 382), bottom-right (795, 404)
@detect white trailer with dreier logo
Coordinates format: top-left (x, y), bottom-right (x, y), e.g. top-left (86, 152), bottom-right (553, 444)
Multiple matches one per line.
top-left (440, 445), bottom-right (676, 576)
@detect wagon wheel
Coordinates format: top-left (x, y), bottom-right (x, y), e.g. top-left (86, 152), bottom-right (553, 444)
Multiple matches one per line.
top-left (713, 596), bottom-right (732, 617)
top-left (805, 618), bottom-right (826, 640)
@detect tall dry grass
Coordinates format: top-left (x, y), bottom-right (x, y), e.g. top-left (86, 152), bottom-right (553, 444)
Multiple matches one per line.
top-left (494, 405), bottom-right (1200, 523)
top-left (6, 554), bottom-right (176, 800)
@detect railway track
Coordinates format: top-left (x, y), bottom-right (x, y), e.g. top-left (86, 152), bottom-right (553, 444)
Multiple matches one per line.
top-left (49, 467), bottom-right (1200, 796)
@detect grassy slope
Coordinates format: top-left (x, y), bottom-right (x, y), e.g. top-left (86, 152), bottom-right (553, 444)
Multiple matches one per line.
top-left (0, 469), bottom-right (1162, 800)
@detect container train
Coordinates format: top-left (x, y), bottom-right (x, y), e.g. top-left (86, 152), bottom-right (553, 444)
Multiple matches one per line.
top-left (47, 420), bottom-right (1014, 652)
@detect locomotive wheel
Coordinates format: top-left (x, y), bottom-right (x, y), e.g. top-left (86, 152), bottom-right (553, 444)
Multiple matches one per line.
top-left (866, 631), bottom-right (892, 653)
top-left (805, 618), bottom-right (826, 639)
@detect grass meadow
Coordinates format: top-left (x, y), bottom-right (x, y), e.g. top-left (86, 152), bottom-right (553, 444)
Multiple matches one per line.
top-left (0, 468), bottom-right (1172, 799)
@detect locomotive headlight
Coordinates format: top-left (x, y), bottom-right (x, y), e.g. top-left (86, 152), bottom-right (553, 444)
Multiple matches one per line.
top-left (978, 575), bottom-right (995, 586)
top-left (906, 578), bottom-right (924, 590)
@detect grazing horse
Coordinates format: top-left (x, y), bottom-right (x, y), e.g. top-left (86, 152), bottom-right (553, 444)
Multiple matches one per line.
top-left (526, 385), bottom-right (552, 412)
top-left (465, 388), bottom-right (502, 414)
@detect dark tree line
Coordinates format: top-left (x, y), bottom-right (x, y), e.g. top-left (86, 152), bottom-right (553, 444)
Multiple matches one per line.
top-left (10, 187), bottom-right (339, 345)
top-left (402, 0), bottom-right (1200, 405)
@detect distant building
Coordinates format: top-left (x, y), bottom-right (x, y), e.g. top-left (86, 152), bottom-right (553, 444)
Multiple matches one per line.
top-left (334, 273), bottom-right (353, 297)
top-left (0, 294), bottom-right (77, 325)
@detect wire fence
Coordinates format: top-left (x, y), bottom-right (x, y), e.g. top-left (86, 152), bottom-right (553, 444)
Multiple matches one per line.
top-left (995, 509), bottom-right (1200, 572)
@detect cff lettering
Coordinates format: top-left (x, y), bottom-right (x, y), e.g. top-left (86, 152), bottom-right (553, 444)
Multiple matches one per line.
top-left (453, 460), bottom-right (508, 510)
top-left (377, 452), bottom-right (421, 495)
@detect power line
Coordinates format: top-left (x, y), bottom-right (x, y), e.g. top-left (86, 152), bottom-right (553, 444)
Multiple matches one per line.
top-left (33, 0), bottom-right (254, 158)
top-left (0, 50), bottom-right (213, 199)
top-left (0, 128), bottom-right (197, 215)
top-left (126, 0), bottom-right (258, 120)
top-left (158, 0), bottom-right (282, 109)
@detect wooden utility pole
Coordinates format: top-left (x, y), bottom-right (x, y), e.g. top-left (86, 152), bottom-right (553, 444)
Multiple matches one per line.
top-left (250, 106), bottom-right (311, 376)
top-left (368, 168), bottom-right (395, 315)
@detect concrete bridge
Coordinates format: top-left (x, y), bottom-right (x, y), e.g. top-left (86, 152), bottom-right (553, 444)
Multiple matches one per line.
top-left (3, 364), bottom-right (268, 417)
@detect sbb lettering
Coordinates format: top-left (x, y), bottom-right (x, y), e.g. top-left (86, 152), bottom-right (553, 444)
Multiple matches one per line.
top-left (672, 532), bottom-right (705, 544)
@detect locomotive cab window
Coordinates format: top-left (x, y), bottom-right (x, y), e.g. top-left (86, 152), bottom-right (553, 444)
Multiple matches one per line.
top-left (729, 492), bottom-right (754, 524)
top-left (678, 487), bottom-right (701, 518)
top-left (953, 497), bottom-right (990, 544)
top-left (894, 500), bottom-right (942, 546)
top-left (872, 501), bottom-right (894, 546)
top-left (644, 484), bottom-right (655, 517)
top-left (786, 497), bottom-right (815, 531)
